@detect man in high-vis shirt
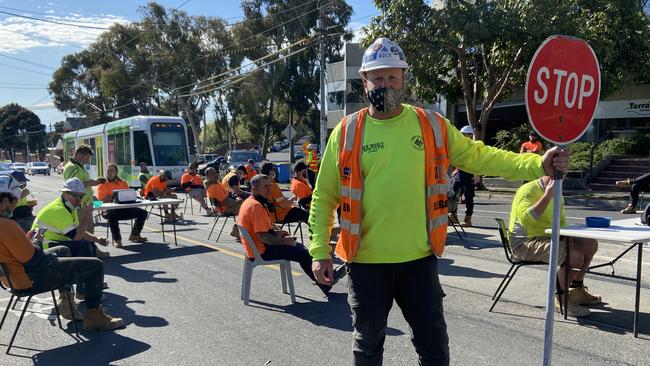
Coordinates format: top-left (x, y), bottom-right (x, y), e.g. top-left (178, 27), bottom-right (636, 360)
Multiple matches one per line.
top-left (63, 144), bottom-right (108, 257)
top-left (0, 175), bottom-right (124, 331)
top-left (309, 38), bottom-right (569, 365)
top-left (509, 176), bottom-right (600, 318)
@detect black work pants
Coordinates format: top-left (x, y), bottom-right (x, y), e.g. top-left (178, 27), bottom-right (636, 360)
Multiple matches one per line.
top-left (261, 243), bottom-right (331, 294)
top-left (25, 246), bottom-right (105, 309)
top-left (630, 172), bottom-right (650, 208)
top-left (107, 207), bottom-right (148, 241)
top-left (50, 239), bottom-right (96, 257)
top-left (347, 255), bottom-right (449, 366)
top-left (453, 170), bottom-right (474, 216)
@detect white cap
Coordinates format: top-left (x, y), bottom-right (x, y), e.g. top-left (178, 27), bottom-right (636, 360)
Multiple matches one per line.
top-left (0, 175), bottom-right (22, 199)
top-left (307, 144), bottom-right (317, 150)
top-left (359, 38), bottom-right (409, 73)
top-left (460, 125), bottom-right (474, 135)
top-left (61, 178), bottom-right (86, 194)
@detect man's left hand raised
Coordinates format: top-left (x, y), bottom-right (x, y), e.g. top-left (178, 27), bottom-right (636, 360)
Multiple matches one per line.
top-left (542, 146), bottom-right (570, 176)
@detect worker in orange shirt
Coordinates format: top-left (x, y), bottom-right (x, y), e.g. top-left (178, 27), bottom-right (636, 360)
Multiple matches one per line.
top-left (290, 162), bottom-right (313, 210)
top-left (144, 170), bottom-right (180, 220)
top-left (260, 162), bottom-right (309, 224)
top-left (520, 130), bottom-right (544, 155)
top-left (180, 162), bottom-right (210, 215)
top-left (97, 164), bottom-right (148, 248)
top-left (244, 159), bottom-right (257, 182)
top-left (204, 167), bottom-right (242, 216)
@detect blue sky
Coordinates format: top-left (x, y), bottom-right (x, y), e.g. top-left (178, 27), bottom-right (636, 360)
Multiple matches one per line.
top-left (0, 0), bottom-right (378, 127)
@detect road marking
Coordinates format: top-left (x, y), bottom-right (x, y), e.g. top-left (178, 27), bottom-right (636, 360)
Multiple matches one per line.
top-left (143, 225), bottom-right (302, 277)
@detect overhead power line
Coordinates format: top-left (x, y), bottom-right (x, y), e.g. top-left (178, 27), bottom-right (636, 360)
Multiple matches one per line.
top-left (0, 10), bottom-right (113, 30)
top-left (0, 53), bottom-right (54, 70)
top-left (0, 61), bottom-right (51, 76)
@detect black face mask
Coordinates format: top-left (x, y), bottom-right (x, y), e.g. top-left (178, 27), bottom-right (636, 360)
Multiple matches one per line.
top-left (253, 194), bottom-right (275, 212)
top-left (366, 87), bottom-right (406, 112)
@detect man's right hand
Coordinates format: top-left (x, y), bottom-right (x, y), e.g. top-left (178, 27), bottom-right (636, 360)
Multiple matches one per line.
top-left (312, 259), bottom-right (333, 286)
top-left (544, 179), bottom-right (555, 195)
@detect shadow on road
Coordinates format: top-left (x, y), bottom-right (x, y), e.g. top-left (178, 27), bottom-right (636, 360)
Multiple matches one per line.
top-left (438, 258), bottom-right (502, 279)
top-left (577, 304), bottom-right (650, 336)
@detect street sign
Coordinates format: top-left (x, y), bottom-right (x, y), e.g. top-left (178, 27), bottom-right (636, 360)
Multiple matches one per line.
top-left (283, 125), bottom-right (296, 140)
top-left (525, 35), bottom-right (601, 144)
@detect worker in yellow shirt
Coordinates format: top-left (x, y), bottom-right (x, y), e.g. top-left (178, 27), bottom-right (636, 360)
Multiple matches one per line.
top-left (308, 37), bottom-right (569, 365)
top-left (305, 144), bottom-right (319, 187)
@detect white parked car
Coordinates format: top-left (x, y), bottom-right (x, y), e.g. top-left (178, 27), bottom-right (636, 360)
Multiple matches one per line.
top-left (11, 162), bottom-right (26, 172)
top-left (26, 161), bottom-right (50, 175)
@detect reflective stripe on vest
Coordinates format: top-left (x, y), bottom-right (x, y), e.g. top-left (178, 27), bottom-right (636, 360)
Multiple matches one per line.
top-left (335, 107), bottom-right (450, 262)
top-left (307, 151), bottom-right (319, 172)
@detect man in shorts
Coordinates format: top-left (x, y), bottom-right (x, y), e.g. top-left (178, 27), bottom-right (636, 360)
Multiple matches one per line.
top-left (509, 176), bottom-right (601, 318)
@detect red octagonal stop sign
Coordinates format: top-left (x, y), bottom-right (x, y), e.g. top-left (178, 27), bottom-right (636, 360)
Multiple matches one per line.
top-left (525, 35), bottom-right (600, 145)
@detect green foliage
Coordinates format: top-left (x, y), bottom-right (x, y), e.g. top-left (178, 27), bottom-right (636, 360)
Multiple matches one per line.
top-left (493, 124), bottom-right (532, 152)
top-left (567, 137), bottom-right (647, 172)
top-left (0, 103), bottom-right (46, 159)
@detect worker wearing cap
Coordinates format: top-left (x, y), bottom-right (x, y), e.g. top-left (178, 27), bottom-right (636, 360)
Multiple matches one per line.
top-left (144, 170), bottom-right (180, 220)
top-left (309, 37), bottom-right (569, 365)
top-left (32, 178), bottom-right (108, 258)
top-left (520, 130), bottom-right (544, 155)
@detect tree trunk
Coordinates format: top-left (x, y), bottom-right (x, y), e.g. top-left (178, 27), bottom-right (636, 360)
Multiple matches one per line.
top-left (181, 99), bottom-right (203, 155)
top-left (289, 105), bottom-right (294, 164)
top-left (261, 96), bottom-right (275, 159)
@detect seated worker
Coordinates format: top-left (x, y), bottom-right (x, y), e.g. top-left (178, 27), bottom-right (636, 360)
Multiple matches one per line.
top-left (32, 178), bottom-right (108, 258)
top-left (244, 159), bottom-right (257, 182)
top-left (617, 172), bottom-right (650, 214)
top-left (222, 166), bottom-right (251, 200)
top-left (509, 176), bottom-right (601, 318)
top-left (290, 162), bottom-right (313, 210)
top-left (0, 175), bottom-right (124, 330)
top-left (138, 162), bottom-right (152, 191)
top-left (204, 167), bottom-right (242, 216)
top-left (9, 171), bottom-right (36, 232)
top-left (237, 174), bottom-right (344, 296)
top-left (97, 164), bottom-right (148, 248)
top-left (144, 170), bottom-right (180, 220)
top-left (260, 162), bottom-right (308, 224)
top-left (180, 162), bottom-right (211, 215)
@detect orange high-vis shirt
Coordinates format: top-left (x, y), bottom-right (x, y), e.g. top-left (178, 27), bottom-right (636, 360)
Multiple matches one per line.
top-left (520, 141), bottom-right (543, 154)
top-left (206, 181), bottom-right (229, 212)
top-left (0, 219), bottom-right (36, 290)
top-left (181, 172), bottom-right (203, 188)
top-left (270, 182), bottom-right (290, 222)
top-left (144, 175), bottom-right (167, 197)
top-left (244, 165), bottom-right (257, 181)
top-left (97, 178), bottom-right (128, 201)
top-left (290, 178), bottom-right (312, 199)
top-left (237, 196), bottom-right (271, 259)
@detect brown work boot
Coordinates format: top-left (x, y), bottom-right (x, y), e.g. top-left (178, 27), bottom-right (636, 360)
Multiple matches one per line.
top-left (113, 240), bottom-right (123, 248)
top-left (57, 292), bottom-right (83, 321)
top-left (128, 234), bottom-right (148, 243)
top-left (569, 286), bottom-right (603, 305)
top-left (620, 204), bottom-right (636, 214)
top-left (96, 247), bottom-right (110, 258)
top-left (83, 306), bottom-right (124, 331)
top-left (555, 296), bottom-right (591, 318)
top-left (460, 215), bottom-right (472, 227)
top-left (615, 178), bottom-right (632, 189)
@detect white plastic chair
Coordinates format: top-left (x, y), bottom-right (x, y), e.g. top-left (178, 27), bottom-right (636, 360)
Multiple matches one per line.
top-left (237, 224), bottom-right (296, 305)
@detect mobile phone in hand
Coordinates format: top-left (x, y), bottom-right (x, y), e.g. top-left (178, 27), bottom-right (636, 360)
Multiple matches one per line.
top-left (37, 226), bottom-right (47, 236)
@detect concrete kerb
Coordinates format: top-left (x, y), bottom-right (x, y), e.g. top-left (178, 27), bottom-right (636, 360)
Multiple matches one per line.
top-left (476, 189), bottom-right (630, 211)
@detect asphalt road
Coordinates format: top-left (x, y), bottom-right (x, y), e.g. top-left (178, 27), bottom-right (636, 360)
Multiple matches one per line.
top-left (0, 174), bottom-right (648, 365)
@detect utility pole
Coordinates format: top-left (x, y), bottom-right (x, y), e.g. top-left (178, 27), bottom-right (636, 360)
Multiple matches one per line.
top-left (49, 123), bottom-right (54, 167)
top-left (318, 1), bottom-right (327, 152)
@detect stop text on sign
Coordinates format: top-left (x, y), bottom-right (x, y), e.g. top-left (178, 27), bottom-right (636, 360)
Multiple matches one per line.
top-left (525, 35), bottom-right (600, 145)
top-left (533, 67), bottom-right (595, 110)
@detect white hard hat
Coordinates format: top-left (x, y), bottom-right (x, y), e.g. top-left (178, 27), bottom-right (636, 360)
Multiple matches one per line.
top-left (61, 178), bottom-right (86, 194)
top-left (307, 144), bottom-right (317, 150)
top-left (359, 38), bottom-right (409, 73)
top-left (0, 175), bottom-right (22, 199)
top-left (460, 125), bottom-right (474, 135)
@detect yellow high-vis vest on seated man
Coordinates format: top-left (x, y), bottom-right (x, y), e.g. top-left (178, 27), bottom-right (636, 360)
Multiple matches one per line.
top-left (336, 107), bottom-right (450, 262)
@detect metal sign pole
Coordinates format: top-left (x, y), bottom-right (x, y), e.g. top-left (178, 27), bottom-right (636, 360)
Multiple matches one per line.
top-left (542, 145), bottom-right (565, 365)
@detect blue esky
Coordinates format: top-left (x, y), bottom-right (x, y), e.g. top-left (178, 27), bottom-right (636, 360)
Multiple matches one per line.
top-left (0, 0), bottom-right (378, 127)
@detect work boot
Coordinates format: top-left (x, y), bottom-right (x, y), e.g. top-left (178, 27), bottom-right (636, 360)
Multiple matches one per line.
top-left (460, 215), bottom-right (472, 227)
top-left (128, 234), bottom-right (148, 243)
top-left (620, 204), bottom-right (636, 214)
top-left (615, 178), bottom-right (632, 189)
top-left (83, 306), bottom-right (124, 331)
top-left (555, 296), bottom-right (591, 318)
top-left (230, 225), bottom-right (240, 239)
top-left (569, 286), bottom-right (603, 305)
top-left (113, 240), bottom-right (123, 248)
top-left (57, 292), bottom-right (83, 321)
top-left (96, 247), bottom-right (110, 258)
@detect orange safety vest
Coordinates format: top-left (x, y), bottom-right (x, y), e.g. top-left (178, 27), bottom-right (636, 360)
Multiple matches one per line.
top-left (335, 107), bottom-right (450, 262)
top-left (306, 150), bottom-right (319, 173)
